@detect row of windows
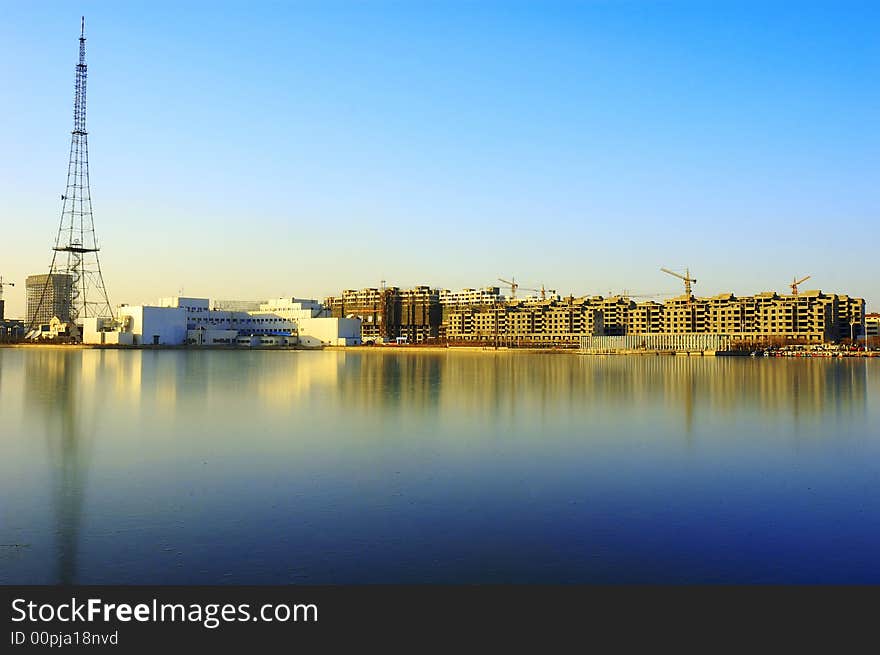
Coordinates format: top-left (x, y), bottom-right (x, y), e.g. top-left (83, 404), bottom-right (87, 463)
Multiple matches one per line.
top-left (191, 318), bottom-right (293, 325)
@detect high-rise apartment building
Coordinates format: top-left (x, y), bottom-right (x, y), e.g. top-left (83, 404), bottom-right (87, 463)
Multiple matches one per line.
top-left (26, 274), bottom-right (73, 326)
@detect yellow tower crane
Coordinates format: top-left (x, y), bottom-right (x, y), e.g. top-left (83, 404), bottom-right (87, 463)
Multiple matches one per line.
top-left (520, 284), bottom-right (554, 301)
top-left (499, 278), bottom-right (555, 301)
top-left (498, 277), bottom-right (519, 300)
top-left (660, 267), bottom-right (697, 299)
top-left (790, 275), bottom-right (811, 296)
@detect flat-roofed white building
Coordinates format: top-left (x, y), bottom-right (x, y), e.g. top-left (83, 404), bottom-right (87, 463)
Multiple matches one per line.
top-left (209, 299), bottom-right (263, 312)
top-left (259, 298), bottom-right (328, 319)
top-left (298, 317), bottom-right (362, 347)
top-left (161, 296), bottom-right (297, 336)
top-left (84, 295), bottom-right (361, 347)
top-left (84, 305), bottom-right (187, 346)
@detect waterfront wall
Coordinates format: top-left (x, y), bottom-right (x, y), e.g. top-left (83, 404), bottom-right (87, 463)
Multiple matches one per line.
top-left (579, 333), bottom-right (731, 353)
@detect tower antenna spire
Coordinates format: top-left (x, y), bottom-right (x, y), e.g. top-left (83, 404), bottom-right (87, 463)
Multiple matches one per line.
top-left (29, 17), bottom-right (113, 335)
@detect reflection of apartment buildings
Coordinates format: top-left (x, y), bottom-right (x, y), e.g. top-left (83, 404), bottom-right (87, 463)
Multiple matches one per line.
top-left (432, 349), bottom-right (867, 424)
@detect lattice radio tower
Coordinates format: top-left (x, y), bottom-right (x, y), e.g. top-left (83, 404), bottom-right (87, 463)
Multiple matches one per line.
top-left (31, 17), bottom-right (113, 329)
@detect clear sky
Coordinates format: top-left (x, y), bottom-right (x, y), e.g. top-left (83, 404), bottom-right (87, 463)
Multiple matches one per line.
top-left (1, 1), bottom-right (878, 318)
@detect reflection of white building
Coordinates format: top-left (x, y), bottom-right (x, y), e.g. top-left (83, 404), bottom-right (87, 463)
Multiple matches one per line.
top-left (83, 296), bottom-right (361, 347)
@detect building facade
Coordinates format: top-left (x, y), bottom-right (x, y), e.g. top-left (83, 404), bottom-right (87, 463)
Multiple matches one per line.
top-left (326, 287), bottom-right (399, 343)
top-left (83, 296), bottom-right (361, 346)
top-left (439, 287), bottom-right (503, 308)
top-left (442, 289), bottom-right (865, 346)
top-left (624, 290), bottom-right (864, 344)
top-left (326, 286), bottom-right (443, 343)
top-left (26, 273), bottom-right (73, 326)
top-left (443, 297), bottom-right (604, 346)
top-left (398, 286), bottom-right (441, 342)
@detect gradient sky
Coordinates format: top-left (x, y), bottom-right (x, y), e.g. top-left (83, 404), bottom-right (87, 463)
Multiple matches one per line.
top-left (1, 1), bottom-right (878, 318)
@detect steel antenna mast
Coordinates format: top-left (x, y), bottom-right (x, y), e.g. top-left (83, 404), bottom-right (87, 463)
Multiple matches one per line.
top-left (30, 17), bottom-right (113, 333)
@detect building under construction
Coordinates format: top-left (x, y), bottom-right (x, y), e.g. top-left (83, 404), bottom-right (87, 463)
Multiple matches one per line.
top-left (441, 288), bottom-right (865, 346)
top-left (325, 287), bottom-right (400, 343)
top-left (325, 286), bottom-right (442, 343)
top-left (399, 286), bottom-right (442, 342)
top-left (626, 290), bottom-right (865, 344)
top-left (442, 296), bottom-right (604, 346)
top-left (328, 277), bottom-right (866, 347)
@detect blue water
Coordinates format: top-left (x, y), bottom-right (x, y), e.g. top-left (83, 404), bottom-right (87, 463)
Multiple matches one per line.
top-left (1, 348), bottom-right (877, 583)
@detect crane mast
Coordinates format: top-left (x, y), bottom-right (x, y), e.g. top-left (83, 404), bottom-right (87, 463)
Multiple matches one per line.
top-left (660, 267), bottom-right (697, 300)
top-left (498, 277), bottom-right (518, 300)
top-left (790, 275), bottom-right (811, 296)
top-left (0, 276), bottom-right (12, 322)
top-left (498, 278), bottom-right (554, 301)
top-left (0, 276), bottom-right (13, 302)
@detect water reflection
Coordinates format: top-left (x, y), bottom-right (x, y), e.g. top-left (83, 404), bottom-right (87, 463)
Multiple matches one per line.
top-left (326, 353), bottom-right (869, 429)
top-left (23, 350), bottom-right (92, 584)
top-left (41, 350), bottom-right (867, 429)
top-left (0, 348), bottom-right (876, 584)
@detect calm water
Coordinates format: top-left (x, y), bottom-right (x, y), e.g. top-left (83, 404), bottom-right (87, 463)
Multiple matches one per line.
top-left (1, 348), bottom-right (878, 584)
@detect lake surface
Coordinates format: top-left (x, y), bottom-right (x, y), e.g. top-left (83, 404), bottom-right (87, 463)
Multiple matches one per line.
top-left (1, 347), bottom-right (878, 584)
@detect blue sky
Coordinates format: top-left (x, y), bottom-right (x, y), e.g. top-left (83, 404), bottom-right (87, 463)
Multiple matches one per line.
top-left (1, 1), bottom-right (878, 316)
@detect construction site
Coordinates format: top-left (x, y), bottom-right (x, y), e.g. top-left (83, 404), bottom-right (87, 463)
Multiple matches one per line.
top-left (323, 271), bottom-right (869, 353)
top-left (5, 262), bottom-right (871, 352)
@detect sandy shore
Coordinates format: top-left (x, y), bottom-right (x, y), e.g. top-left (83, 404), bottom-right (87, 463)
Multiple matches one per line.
top-left (324, 345), bottom-right (574, 354)
top-left (0, 342), bottom-right (573, 354)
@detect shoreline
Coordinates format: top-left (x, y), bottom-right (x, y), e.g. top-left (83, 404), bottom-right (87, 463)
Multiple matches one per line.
top-left (0, 342), bottom-right (573, 354)
top-left (1, 342), bottom-right (876, 357)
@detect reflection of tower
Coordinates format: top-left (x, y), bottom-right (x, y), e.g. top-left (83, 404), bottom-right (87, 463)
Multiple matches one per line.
top-left (25, 351), bottom-right (91, 584)
top-left (30, 17), bottom-right (112, 330)
top-left (683, 360), bottom-right (695, 440)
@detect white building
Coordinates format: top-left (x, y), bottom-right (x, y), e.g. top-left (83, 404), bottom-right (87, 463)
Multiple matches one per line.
top-left (187, 328), bottom-right (239, 346)
top-left (209, 299), bottom-right (263, 312)
top-left (298, 317), bottom-right (362, 347)
top-left (83, 295), bottom-right (361, 347)
top-left (259, 298), bottom-right (328, 320)
top-left (83, 306), bottom-right (186, 346)
top-left (160, 296), bottom-right (297, 337)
